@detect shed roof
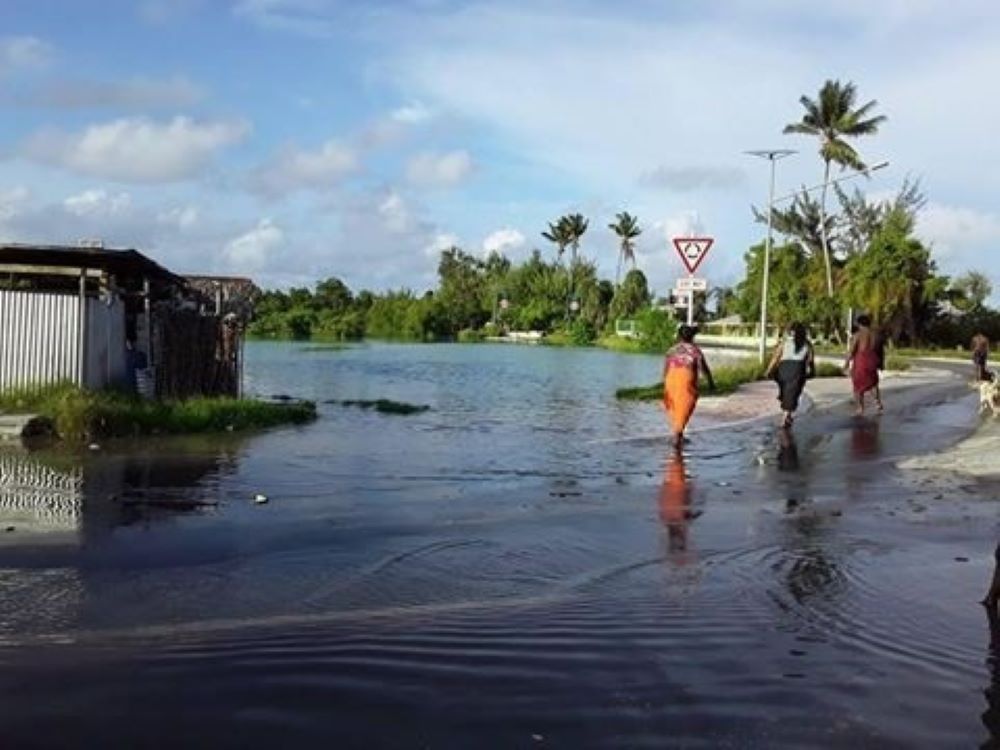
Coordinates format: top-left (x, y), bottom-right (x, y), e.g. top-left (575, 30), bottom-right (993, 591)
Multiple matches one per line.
top-left (0, 243), bottom-right (183, 285)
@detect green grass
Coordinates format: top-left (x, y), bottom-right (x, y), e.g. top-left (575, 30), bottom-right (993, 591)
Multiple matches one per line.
top-left (326, 399), bottom-right (430, 415)
top-left (594, 334), bottom-right (649, 354)
top-left (615, 359), bottom-right (845, 402)
top-left (298, 344), bottom-right (352, 352)
top-left (883, 354), bottom-right (912, 372)
top-left (0, 383), bottom-right (316, 441)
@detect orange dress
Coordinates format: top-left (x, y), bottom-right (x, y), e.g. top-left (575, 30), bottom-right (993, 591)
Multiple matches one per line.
top-left (663, 342), bottom-right (703, 435)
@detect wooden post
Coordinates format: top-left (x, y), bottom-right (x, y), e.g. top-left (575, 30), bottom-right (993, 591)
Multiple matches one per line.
top-left (143, 277), bottom-right (153, 397)
top-left (77, 272), bottom-right (87, 387)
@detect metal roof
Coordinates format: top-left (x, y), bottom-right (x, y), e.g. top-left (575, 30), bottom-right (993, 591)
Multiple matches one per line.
top-left (0, 243), bottom-right (183, 285)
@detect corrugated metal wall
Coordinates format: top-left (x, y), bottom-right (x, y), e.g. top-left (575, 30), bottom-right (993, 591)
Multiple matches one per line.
top-left (0, 290), bottom-right (81, 391)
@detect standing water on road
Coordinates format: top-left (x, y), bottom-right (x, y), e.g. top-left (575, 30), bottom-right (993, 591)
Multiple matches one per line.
top-left (0, 341), bottom-right (996, 747)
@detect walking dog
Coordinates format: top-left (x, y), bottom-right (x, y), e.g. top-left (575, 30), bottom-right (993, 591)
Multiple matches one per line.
top-left (981, 371), bottom-right (1000, 417)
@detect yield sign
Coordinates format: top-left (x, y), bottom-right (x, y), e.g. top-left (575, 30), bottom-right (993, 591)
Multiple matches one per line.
top-left (672, 237), bottom-right (714, 274)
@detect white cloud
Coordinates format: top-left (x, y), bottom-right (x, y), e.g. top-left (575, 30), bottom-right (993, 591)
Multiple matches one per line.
top-left (250, 138), bottom-right (359, 196)
top-left (0, 186), bottom-right (30, 221)
top-left (424, 231), bottom-right (460, 257)
top-left (63, 189), bottom-right (132, 218)
top-left (223, 219), bottom-right (285, 272)
top-left (405, 150), bottom-right (474, 188)
top-left (639, 165), bottom-right (747, 192)
top-left (482, 227), bottom-right (525, 256)
top-left (21, 116), bottom-right (249, 183)
top-left (918, 203), bottom-right (1000, 289)
top-left (23, 76), bottom-right (206, 110)
top-left (0, 188), bottom-right (231, 276)
top-left (157, 205), bottom-right (200, 231)
top-left (378, 191), bottom-right (419, 233)
top-left (233, 0), bottom-right (340, 37)
top-left (0, 36), bottom-right (53, 74)
top-left (391, 101), bottom-right (433, 124)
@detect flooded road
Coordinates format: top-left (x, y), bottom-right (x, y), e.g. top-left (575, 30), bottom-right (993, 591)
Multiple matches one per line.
top-left (0, 343), bottom-right (996, 748)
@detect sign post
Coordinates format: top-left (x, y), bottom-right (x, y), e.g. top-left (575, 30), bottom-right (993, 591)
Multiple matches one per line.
top-left (672, 237), bottom-right (714, 327)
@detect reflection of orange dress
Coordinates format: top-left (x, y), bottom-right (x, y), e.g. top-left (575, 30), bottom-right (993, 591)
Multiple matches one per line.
top-left (659, 454), bottom-right (691, 552)
top-left (658, 456), bottom-right (689, 527)
top-left (663, 343), bottom-right (702, 434)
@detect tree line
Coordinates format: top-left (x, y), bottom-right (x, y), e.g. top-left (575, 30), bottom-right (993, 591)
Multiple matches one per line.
top-left (251, 78), bottom-right (997, 350)
top-left (249, 246), bottom-right (666, 346)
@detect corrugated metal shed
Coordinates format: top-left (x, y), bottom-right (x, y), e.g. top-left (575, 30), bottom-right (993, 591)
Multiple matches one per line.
top-left (0, 290), bottom-right (81, 390)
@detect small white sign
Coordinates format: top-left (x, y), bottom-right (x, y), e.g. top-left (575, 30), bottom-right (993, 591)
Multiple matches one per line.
top-left (676, 277), bottom-right (708, 292)
top-left (673, 291), bottom-right (692, 308)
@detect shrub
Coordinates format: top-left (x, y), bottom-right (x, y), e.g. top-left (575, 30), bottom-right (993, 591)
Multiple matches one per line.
top-left (458, 328), bottom-right (486, 343)
top-left (634, 307), bottom-right (678, 353)
top-left (569, 319), bottom-right (596, 346)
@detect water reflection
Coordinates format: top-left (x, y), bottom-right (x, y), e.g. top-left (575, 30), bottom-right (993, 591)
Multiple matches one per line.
top-left (777, 428), bottom-right (800, 472)
top-left (658, 450), bottom-right (693, 560)
top-left (0, 437), bottom-right (246, 543)
top-left (850, 417), bottom-right (882, 460)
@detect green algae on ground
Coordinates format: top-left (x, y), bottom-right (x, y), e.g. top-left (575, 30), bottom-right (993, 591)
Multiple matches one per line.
top-left (326, 399), bottom-right (431, 415)
top-left (0, 383), bottom-right (316, 441)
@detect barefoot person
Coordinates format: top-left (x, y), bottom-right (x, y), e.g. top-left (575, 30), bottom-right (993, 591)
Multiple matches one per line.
top-left (766, 322), bottom-right (816, 428)
top-left (844, 315), bottom-right (884, 415)
top-left (973, 333), bottom-right (992, 382)
top-left (663, 325), bottom-right (715, 449)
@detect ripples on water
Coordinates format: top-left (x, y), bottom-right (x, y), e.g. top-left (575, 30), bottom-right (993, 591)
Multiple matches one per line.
top-left (0, 342), bottom-right (996, 747)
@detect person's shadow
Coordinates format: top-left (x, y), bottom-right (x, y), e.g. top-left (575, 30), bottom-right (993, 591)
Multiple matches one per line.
top-left (658, 450), bottom-right (693, 557)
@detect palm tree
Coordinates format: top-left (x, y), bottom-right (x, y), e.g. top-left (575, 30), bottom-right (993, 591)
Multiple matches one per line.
top-left (541, 218), bottom-right (571, 261)
top-left (783, 79), bottom-right (886, 297)
top-left (563, 213), bottom-right (589, 269)
top-left (609, 211), bottom-right (642, 286)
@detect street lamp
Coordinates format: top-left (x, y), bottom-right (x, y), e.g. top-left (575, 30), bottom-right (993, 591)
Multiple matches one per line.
top-left (746, 149), bottom-right (797, 363)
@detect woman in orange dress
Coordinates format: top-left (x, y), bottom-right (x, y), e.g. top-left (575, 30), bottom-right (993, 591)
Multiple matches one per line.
top-left (663, 325), bottom-right (715, 448)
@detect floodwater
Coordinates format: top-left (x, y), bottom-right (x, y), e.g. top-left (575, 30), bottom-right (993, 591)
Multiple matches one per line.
top-left (0, 342), bottom-right (997, 748)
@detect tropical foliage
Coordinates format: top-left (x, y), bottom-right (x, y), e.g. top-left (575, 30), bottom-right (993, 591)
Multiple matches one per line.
top-left (783, 79), bottom-right (886, 297)
top-left (609, 211), bottom-right (642, 285)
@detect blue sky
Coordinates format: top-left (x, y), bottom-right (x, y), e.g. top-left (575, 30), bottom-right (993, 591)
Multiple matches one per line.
top-left (2, 0), bottom-right (999, 298)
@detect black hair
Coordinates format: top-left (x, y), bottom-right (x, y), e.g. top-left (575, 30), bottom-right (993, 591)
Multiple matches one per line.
top-left (790, 322), bottom-right (807, 353)
top-left (856, 314), bottom-right (872, 328)
top-left (678, 325), bottom-right (697, 343)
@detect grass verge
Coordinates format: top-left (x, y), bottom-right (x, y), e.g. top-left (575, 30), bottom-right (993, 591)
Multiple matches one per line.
top-left (0, 383), bottom-right (316, 441)
top-left (615, 360), bottom-right (845, 401)
top-left (326, 399), bottom-right (430, 415)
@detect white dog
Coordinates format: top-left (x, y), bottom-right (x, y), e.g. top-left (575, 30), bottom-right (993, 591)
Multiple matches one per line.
top-left (980, 372), bottom-right (1000, 417)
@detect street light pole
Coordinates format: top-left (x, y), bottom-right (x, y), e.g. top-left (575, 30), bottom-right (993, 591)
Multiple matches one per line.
top-left (747, 149), bottom-right (797, 363)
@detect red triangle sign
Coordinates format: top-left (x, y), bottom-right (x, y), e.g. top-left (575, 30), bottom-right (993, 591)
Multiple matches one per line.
top-left (672, 237), bottom-right (714, 274)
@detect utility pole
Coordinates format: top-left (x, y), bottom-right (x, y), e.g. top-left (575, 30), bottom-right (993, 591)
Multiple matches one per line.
top-left (746, 149), bottom-right (797, 363)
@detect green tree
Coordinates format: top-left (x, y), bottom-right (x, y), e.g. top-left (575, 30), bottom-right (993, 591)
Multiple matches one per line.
top-left (608, 211), bottom-right (642, 286)
top-left (735, 241), bottom-right (830, 328)
top-left (609, 269), bottom-right (650, 322)
top-left (314, 277), bottom-right (353, 314)
top-left (541, 218), bottom-right (572, 260)
top-left (563, 213), bottom-right (589, 270)
top-left (842, 207), bottom-right (946, 343)
top-left (784, 79), bottom-right (886, 297)
top-left (435, 247), bottom-right (489, 336)
top-left (951, 271), bottom-right (993, 312)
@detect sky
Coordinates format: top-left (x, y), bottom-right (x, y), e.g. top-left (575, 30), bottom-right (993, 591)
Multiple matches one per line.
top-left (2, 0), bottom-right (999, 299)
